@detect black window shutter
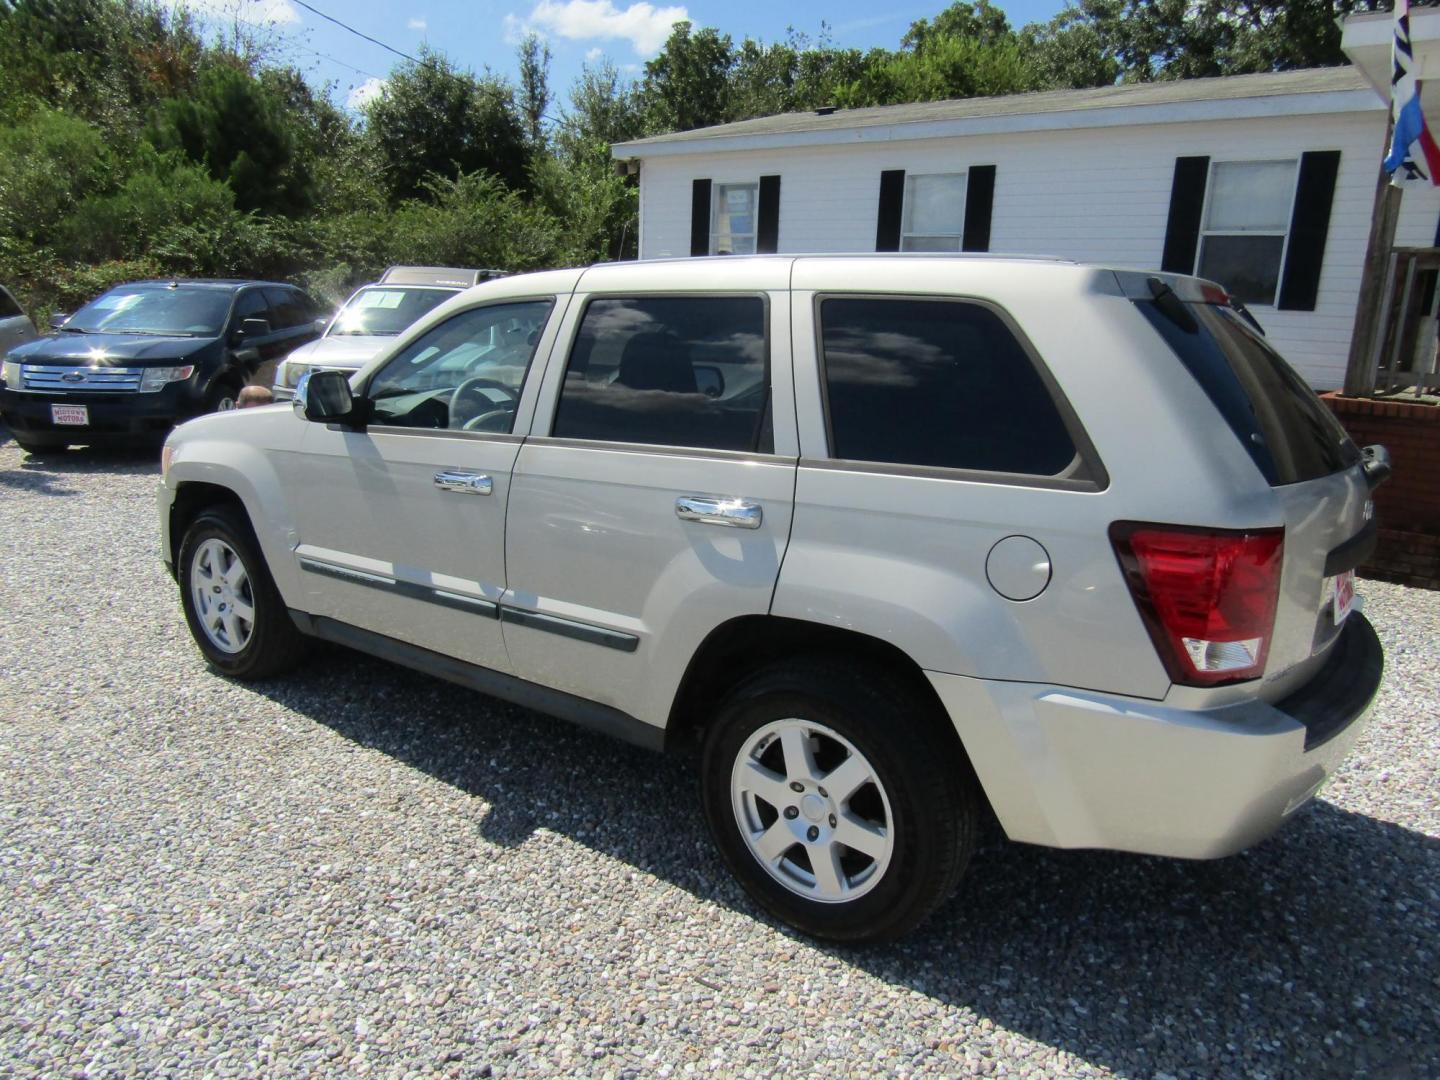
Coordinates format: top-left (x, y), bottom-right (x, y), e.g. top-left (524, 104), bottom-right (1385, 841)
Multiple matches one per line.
top-left (876, 170), bottom-right (905, 251)
top-left (757, 175), bottom-right (781, 254)
top-left (1161, 156), bottom-right (1210, 274)
top-left (962, 165), bottom-right (996, 252)
top-left (1277, 150), bottom-right (1341, 312)
top-left (690, 178), bottom-right (712, 257)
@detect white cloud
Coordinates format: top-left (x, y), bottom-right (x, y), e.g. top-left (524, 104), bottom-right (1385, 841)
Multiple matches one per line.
top-left (346, 77), bottom-right (388, 111)
top-left (501, 13), bottom-right (529, 45)
top-left (506, 0), bottom-right (687, 56)
top-left (165, 0), bottom-right (300, 25)
top-left (585, 46), bottom-right (602, 60)
top-left (407, 16), bottom-right (427, 30)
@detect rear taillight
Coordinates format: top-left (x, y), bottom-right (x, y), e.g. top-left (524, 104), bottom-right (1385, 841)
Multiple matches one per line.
top-left (1110, 523), bottom-right (1284, 687)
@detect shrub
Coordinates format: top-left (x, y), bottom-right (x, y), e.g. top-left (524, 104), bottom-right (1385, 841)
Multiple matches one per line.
top-left (55, 156), bottom-right (236, 264)
top-left (0, 107), bottom-right (115, 245)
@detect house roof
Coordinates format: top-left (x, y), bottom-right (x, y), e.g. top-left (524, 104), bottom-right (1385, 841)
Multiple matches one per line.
top-left (613, 67), bottom-right (1377, 158)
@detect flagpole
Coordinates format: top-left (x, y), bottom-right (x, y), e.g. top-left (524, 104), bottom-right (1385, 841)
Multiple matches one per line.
top-left (1344, 109), bottom-right (1401, 397)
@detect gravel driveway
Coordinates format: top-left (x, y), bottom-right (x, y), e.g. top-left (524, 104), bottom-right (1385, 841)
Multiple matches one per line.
top-left (1, 430), bottom-right (1437, 1078)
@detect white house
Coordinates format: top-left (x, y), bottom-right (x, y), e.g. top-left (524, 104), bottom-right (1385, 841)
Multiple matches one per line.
top-left (612, 67), bottom-right (1440, 389)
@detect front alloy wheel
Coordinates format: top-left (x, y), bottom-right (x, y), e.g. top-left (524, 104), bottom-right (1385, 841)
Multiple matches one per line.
top-left (189, 537), bottom-right (255, 653)
top-left (177, 505), bottom-right (308, 679)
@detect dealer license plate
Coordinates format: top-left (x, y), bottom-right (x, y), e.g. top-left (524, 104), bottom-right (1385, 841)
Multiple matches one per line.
top-left (50, 404), bottom-right (88, 426)
top-left (1327, 570), bottom-right (1355, 626)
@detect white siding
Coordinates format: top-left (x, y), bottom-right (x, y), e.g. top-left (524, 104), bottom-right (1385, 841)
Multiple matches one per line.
top-left (635, 109), bottom-right (1440, 389)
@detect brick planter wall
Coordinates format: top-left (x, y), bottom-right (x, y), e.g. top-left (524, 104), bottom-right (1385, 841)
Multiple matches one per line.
top-left (1321, 394), bottom-right (1440, 589)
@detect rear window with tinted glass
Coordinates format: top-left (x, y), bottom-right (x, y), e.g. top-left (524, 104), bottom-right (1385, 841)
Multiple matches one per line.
top-left (818, 297), bottom-right (1078, 477)
top-left (1136, 300), bottom-right (1359, 485)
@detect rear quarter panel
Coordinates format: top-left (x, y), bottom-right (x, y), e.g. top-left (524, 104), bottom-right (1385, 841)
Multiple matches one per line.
top-left (777, 260), bottom-right (1280, 700)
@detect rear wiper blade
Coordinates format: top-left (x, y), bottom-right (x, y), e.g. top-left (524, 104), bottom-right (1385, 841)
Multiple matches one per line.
top-left (1146, 277), bottom-right (1199, 333)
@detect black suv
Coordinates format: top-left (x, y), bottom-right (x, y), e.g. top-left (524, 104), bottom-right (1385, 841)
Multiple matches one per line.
top-left (0, 279), bottom-right (321, 452)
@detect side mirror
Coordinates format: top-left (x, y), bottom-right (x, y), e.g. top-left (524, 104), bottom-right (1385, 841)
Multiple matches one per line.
top-left (297, 369), bottom-right (365, 427)
top-left (49, 312), bottom-right (69, 330)
top-left (313, 316), bottom-right (329, 334)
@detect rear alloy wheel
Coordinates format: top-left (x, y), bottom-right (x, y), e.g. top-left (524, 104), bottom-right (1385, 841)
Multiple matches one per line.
top-left (731, 718), bottom-right (895, 903)
top-left (177, 506), bottom-right (307, 679)
top-left (701, 660), bottom-right (980, 942)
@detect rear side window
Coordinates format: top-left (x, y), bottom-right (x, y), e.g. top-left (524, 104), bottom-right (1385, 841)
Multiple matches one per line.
top-left (1136, 301), bottom-right (1359, 485)
top-left (818, 297), bottom-right (1077, 476)
top-left (264, 288), bottom-right (312, 329)
top-left (553, 296), bottom-right (771, 453)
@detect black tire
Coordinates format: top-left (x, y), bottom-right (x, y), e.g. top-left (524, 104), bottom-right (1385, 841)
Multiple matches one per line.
top-left (700, 658), bottom-right (981, 943)
top-left (203, 378), bottom-right (242, 414)
top-left (176, 505), bottom-right (308, 679)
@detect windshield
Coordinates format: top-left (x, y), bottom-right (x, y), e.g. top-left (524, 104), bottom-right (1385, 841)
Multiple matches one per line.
top-left (64, 285), bottom-right (232, 337)
top-left (329, 286), bottom-right (456, 337)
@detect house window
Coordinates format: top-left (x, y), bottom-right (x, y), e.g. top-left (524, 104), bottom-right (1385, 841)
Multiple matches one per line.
top-left (901, 173), bottom-right (968, 252)
top-left (711, 183), bottom-right (758, 255)
top-left (1196, 160), bottom-right (1297, 306)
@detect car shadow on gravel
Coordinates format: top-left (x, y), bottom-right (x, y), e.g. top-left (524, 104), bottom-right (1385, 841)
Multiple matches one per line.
top-left (252, 648), bottom-right (1440, 1078)
top-left (0, 429), bottom-right (161, 489)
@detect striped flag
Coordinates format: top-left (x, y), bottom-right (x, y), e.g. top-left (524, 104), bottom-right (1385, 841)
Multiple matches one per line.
top-left (1385, 0), bottom-right (1440, 184)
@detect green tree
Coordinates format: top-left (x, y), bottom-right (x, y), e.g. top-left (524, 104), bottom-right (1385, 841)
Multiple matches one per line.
top-left (386, 171), bottom-right (562, 270)
top-left (1047, 0), bottom-right (1385, 83)
top-left (560, 61), bottom-right (645, 151)
top-left (542, 61), bottom-right (644, 262)
top-left (903, 0), bottom-right (1014, 51)
top-left (838, 34), bottom-right (1041, 108)
top-left (517, 33), bottom-right (551, 148)
top-left (1020, 10), bottom-right (1121, 89)
top-left (55, 154), bottom-right (237, 264)
top-left (0, 0), bottom-right (205, 131)
top-left (364, 47), bottom-right (530, 202)
top-left (641, 23), bottom-right (735, 133)
top-left (150, 64), bottom-right (315, 215)
top-left (0, 107), bottom-right (115, 245)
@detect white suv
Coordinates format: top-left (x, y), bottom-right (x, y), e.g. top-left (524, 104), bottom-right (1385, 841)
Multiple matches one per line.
top-left (159, 256), bottom-right (1387, 941)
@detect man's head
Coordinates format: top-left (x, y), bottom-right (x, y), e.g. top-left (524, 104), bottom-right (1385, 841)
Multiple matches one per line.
top-left (238, 385), bottom-right (273, 409)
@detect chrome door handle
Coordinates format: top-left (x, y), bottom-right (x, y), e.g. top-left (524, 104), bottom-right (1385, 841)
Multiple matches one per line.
top-left (434, 470), bottom-right (493, 495)
top-left (675, 496), bottom-right (762, 529)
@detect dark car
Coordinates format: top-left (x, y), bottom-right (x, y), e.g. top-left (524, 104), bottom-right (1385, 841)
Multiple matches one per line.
top-left (0, 279), bottom-right (321, 452)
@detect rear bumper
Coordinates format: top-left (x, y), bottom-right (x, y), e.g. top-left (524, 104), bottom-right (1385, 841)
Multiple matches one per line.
top-left (929, 612), bottom-right (1383, 859)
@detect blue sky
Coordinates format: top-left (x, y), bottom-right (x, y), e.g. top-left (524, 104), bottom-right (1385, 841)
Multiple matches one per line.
top-left (179, 0), bottom-right (1069, 113)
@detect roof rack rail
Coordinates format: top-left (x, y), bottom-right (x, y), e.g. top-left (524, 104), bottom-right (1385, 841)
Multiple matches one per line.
top-left (378, 266), bottom-right (511, 288)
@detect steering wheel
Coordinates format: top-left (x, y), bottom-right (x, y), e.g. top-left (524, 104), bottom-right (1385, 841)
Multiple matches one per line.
top-left (450, 377), bottom-right (518, 431)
